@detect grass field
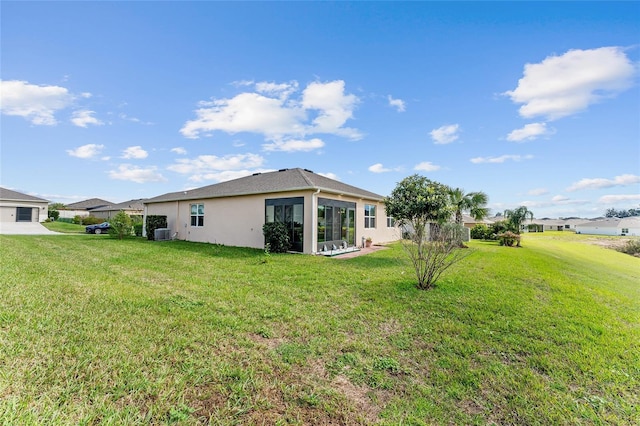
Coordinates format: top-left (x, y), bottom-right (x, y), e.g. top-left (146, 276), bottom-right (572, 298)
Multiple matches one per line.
top-left (0, 231), bottom-right (638, 425)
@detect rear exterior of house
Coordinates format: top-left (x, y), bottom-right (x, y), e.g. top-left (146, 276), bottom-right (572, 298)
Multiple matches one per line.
top-left (143, 168), bottom-right (400, 254)
top-left (0, 187), bottom-right (49, 223)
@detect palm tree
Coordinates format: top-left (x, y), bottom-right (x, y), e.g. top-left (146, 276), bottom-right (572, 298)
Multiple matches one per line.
top-left (449, 187), bottom-right (489, 226)
top-left (503, 206), bottom-right (534, 233)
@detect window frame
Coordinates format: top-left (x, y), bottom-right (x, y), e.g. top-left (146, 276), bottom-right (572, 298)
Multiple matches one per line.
top-left (387, 216), bottom-right (395, 228)
top-left (190, 203), bottom-right (204, 227)
top-left (364, 204), bottom-right (376, 229)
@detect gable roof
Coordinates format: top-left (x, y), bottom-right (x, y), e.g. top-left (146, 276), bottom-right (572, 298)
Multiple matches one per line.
top-left (64, 198), bottom-right (113, 210)
top-left (0, 187), bottom-right (49, 203)
top-left (577, 217), bottom-right (640, 228)
top-left (145, 168), bottom-right (384, 204)
top-left (90, 199), bottom-right (145, 212)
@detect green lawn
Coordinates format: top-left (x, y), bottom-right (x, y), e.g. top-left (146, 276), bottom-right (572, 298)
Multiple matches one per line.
top-left (0, 232), bottom-right (638, 425)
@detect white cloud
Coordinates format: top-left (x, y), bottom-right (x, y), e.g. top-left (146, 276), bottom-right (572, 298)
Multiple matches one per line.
top-left (430, 124), bottom-right (460, 144)
top-left (255, 81), bottom-right (298, 99)
top-left (119, 113), bottom-right (153, 125)
top-left (181, 80), bottom-right (361, 141)
top-left (167, 153), bottom-right (265, 181)
top-left (0, 80), bottom-right (74, 125)
top-left (414, 161), bottom-right (441, 172)
top-left (470, 154), bottom-right (534, 164)
top-left (317, 172), bottom-right (340, 180)
top-left (507, 122), bottom-right (553, 142)
top-left (108, 164), bottom-right (167, 183)
top-left (301, 80), bottom-right (361, 139)
top-left (171, 147), bottom-right (187, 155)
top-left (551, 195), bottom-right (570, 202)
top-left (598, 194), bottom-right (640, 204)
top-left (262, 138), bottom-right (325, 152)
top-left (71, 109), bottom-right (103, 128)
top-left (528, 188), bottom-right (548, 196)
top-left (388, 95), bottom-right (406, 112)
top-left (368, 163), bottom-right (391, 173)
top-left (566, 174), bottom-right (640, 191)
top-left (67, 143), bottom-right (105, 159)
top-left (504, 47), bottom-right (636, 120)
top-left (121, 146), bottom-right (148, 159)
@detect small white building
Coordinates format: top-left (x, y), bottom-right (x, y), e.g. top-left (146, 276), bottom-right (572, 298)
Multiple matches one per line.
top-left (575, 217), bottom-right (640, 236)
top-left (0, 187), bottom-right (49, 223)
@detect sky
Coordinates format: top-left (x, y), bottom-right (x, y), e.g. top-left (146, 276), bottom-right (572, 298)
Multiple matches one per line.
top-left (1, 1), bottom-right (639, 219)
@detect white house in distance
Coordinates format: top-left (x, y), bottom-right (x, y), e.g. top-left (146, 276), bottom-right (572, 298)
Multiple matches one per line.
top-left (143, 168), bottom-right (400, 254)
top-left (0, 187), bottom-right (49, 223)
top-left (575, 217), bottom-right (640, 236)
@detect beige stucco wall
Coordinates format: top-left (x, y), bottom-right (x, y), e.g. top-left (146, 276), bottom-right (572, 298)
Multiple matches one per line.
top-left (145, 190), bottom-right (401, 254)
top-left (0, 200), bottom-right (48, 222)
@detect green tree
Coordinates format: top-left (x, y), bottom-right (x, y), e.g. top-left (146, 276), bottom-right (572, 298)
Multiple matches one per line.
top-left (503, 206), bottom-right (534, 239)
top-left (449, 187), bottom-right (489, 226)
top-left (48, 202), bottom-right (65, 221)
top-left (384, 175), bottom-right (470, 290)
top-left (109, 210), bottom-right (133, 240)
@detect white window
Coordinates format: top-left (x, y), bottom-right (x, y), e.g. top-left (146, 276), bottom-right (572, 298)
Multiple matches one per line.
top-left (364, 204), bottom-right (376, 229)
top-left (387, 216), bottom-right (395, 227)
top-left (190, 203), bottom-right (204, 227)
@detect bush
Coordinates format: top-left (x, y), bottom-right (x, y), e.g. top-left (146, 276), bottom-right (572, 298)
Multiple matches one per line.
top-left (497, 231), bottom-right (521, 247)
top-left (109, 211), bottom-right (133, 240)
top-left (470, 224), bottom-right (489, 240)
top-left (263, 222), bottom-right (291, 253)
top-left (145, 215), bottom-right (168, 241)
top-left (80, 216), bottom-right (104, 225)
top-left (617, 239), bottom-right (640, 256)
top-left (133, 223), bottom-right (143, 237)
top-left (48, 209), bottom-right (59, 221)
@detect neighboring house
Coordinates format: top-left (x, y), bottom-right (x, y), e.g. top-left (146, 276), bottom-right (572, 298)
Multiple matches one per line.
top-left (90, 199), bottom-right (145, 220)
top-left (461, 214), bottom-right (494, 229)
top-left (575, 217), bottom-right (640, 236)
top-left (534, 218), bottom-right (586, 232)
top-left (59, 198), bottom-right (113, 219)
top-left (143, 168), bottom-right (400, 254)
top-left (484, 217), bottom-right (587, 233)
top-left (0, 187), bottom-right (49, 223)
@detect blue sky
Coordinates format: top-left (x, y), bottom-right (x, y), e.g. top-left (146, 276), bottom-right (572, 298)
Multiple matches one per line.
top-left (2, 1), bottom-right (639, 218)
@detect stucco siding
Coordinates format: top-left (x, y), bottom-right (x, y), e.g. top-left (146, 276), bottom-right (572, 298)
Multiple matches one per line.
top-left (0, 201), bottom-right (48, 222)
top-left (145, 191), bottom-right (401, 254)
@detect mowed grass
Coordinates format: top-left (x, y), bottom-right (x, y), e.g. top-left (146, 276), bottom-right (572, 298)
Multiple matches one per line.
top-left (0, 232), bottom-right (638, 425)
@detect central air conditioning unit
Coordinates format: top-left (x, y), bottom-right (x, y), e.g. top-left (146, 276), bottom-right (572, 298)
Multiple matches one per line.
top-left (154, 228), bottom-right (171, 241)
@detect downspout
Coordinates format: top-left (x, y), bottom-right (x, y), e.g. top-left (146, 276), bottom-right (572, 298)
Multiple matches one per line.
top-left (311, 189), bottom-right (320, 254)
top-left (142, 203), bottom-right (148, 238)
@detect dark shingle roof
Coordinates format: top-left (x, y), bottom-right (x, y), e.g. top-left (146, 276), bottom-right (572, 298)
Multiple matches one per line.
top-left (0, 187), bottom-right (49, 202)
top-left (64, 198), bottom-right (113, 210)
top-left (145, 168), bottom-right (383, 204)
top-left (90, 199), bottom-right (145, 212)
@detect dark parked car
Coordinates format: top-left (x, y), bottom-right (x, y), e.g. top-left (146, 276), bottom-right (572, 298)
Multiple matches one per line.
top-left (85, 222), bottom-right (111, 234)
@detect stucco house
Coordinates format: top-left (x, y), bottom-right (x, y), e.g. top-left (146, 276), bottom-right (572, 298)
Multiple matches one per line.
top-left (461, 214), bottom-right (493, 229)
top-left (0, 187), bottom-right (49, 223)
top-left (90, 199), bottom-right (145, 220)
top-left (575, 217), bottom-right (640, 236)
top-left (143, 168), bottom-right (400, 254)
top-left (59, 198), bottom-right (113, 219)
